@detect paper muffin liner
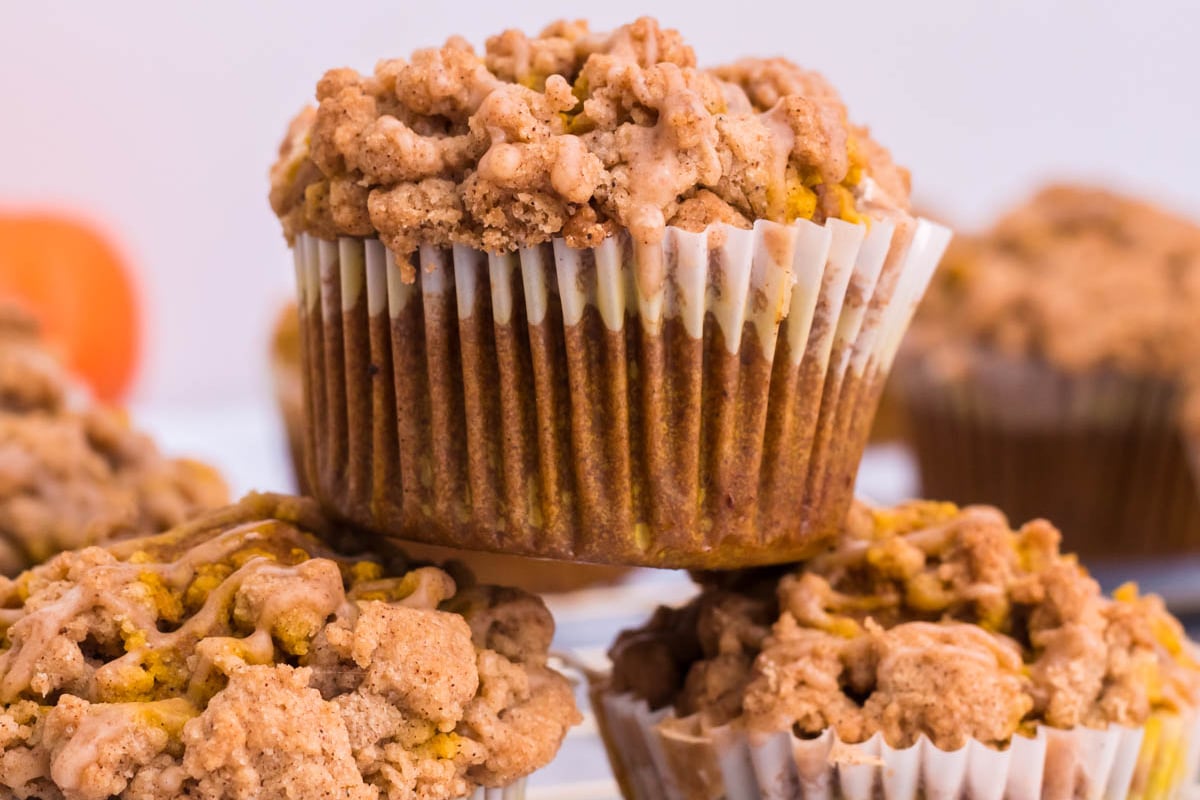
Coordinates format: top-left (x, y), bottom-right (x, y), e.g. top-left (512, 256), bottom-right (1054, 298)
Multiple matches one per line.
top-left (463, 784), bottom-right (525, 800)
top-left (592, 688), bottom-right (1200, 800)
top-left (892, 349), bottom-right (1200, 561)
top-left (271, 312), bottom-right (628, 592)
top-left (292, 215), bottom-right (949, 568)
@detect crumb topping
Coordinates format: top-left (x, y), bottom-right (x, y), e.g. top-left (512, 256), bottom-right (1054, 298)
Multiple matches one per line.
top-left (269, 17), bottom-right (910, 277)
top-left (609, 500), bottom-right (1200, 750)
top-left (906, 185), bottom-right (1200, 434)
top-left (0, 494), bottom-right (579, 800)
top-left (0, 317), bottom-right (228, 576)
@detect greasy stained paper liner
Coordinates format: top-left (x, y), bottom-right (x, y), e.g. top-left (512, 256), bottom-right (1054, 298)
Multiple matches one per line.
top-left (592, 688), bottom-right (1200, 800)
top-left (293, 215), bottom-right (949, 568)
top-left (893, 350), bottom-right (1200, 561)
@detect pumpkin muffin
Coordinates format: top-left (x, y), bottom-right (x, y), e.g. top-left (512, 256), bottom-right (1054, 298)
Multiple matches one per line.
top-left (892, 185), bottom-right (1200, 561)
top-left (0, 307), bottom-right (227, 575)
top-left (596, 500), bottom-right (1200, 799)
top-left (269, 17), bottom-right (950, 568)
top-left (0, 493), bottom-right (580, 800)
top-left (271, 303), bottom-right (629, 593)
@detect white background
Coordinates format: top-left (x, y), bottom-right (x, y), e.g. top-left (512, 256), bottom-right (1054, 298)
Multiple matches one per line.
top-left (2, 0), bottom-right (1199, 407)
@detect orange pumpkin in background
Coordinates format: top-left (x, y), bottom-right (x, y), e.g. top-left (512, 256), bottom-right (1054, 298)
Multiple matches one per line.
top-left (0, 212), bottom-right (140, 401)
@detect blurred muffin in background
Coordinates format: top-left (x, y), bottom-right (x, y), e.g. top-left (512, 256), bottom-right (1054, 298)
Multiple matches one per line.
top-left (865, 373), bottom-right (909, 443)
top-left (270, 303), bottom-right (630, 594)
top-left (271, 303), bottom-right (307, 491)
top-left (0, 304), bottom-right (228, 574)
top-left (891, 185), bottom-right (1200, 561)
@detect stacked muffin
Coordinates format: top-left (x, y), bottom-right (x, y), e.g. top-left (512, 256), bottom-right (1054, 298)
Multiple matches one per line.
top-left (269, 16), bottom-right (948, 569)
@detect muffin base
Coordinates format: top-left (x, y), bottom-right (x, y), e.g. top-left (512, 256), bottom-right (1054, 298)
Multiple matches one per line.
top-left (897, 351), bottom-right (1200, 561)
top-left (294, 217), bottom-right (948, 568)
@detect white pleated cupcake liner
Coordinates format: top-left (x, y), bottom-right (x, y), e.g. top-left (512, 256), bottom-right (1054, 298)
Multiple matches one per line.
top-left (594, 690), bottom-right (1200, 800)
top-left (464, 782), bottom-right (525, 800)
top-left (293, 214), bottom-right (950, 568)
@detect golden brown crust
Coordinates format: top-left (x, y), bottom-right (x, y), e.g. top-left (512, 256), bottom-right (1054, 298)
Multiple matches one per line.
top-left (0, 493), bottom-right (580, 800)
top-left (269, 17), bottom-right (910, 272)
top-left (608, 500), bottom-right (1200, 750)
top-left (0, 323), bottom-right (228, 576)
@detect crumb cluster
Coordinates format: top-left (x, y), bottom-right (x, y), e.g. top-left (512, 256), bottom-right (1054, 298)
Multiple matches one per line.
top-left (610, 500), bottom-right (1200, 750)
top-left (270, 17), bottom-right (911, 274)
top-left (0, 494), bottom-right (579, 800)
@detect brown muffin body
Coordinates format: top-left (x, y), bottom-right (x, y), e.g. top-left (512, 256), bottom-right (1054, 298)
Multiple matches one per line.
top-left (271, 303), bottom-right (629, 592)
top-left (0, 308), bottom-right (228, 574)
top-left (0, 493), bottom-right (580, 800)
top-left (271, 18), bottom-right (948, 568)
top-left (597, 500), bottom-right (1200, 798)
top-left (893, 186), bottom-right (1200, 560)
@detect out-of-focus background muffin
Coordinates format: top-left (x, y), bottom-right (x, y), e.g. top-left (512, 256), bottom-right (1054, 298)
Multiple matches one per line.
top-left (0, 304), bottom-right (227, 574)
top-left (891, 185), bottom-right (1200, 561)
top-left (270, 304), bottom-right (306, 491)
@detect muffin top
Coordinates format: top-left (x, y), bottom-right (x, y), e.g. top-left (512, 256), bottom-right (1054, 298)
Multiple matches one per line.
top-left (0, 312), bottom-right (228, 575)
top-left (0, 493), bottom-right (580, 800)
top-left (608, 500), bottom-right (1200, 751)
top-left (270, 17), bottom-right (911, 274)
top-left (906, 186), bottom-right (1200, 393)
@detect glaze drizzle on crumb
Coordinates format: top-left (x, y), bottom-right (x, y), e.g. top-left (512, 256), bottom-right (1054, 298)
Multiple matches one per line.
top-left (270, 17), bottom-right (911, 277)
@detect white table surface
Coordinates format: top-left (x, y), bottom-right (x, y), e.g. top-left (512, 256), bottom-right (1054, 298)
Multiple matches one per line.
top-left (130, 402), bottom-right (1200, 798)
